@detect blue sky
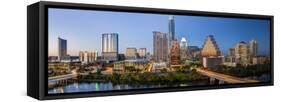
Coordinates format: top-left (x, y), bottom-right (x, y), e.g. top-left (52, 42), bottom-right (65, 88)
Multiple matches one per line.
top-left (48, 8), bottom-right (270, 56)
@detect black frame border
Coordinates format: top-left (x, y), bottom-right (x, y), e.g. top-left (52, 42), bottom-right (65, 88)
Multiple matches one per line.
top-left (37, 1), bottom-right (273, 100)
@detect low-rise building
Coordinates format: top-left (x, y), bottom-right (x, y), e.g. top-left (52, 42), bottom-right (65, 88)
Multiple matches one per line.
top-left (203, 56), bottom-right (223, 68)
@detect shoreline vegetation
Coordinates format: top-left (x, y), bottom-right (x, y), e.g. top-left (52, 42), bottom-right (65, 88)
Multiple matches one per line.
top-left (77, 70), bottom-right (208, 84)
top-left (208, 63), bottom-right (271, 78)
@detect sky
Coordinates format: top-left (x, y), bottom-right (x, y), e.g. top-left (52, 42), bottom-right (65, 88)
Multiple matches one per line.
top-left (48, 8), bottom-right (270, 56)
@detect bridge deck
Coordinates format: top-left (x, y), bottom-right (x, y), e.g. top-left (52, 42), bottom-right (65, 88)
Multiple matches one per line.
top-left (48, 74), bottom-right (77, 83)
top-left (196, 68), bottom-right (259, 83)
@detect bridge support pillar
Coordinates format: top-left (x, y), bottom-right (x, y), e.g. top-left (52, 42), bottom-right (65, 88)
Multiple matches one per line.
top-left (219, 80), bottom-right (225, 84)
top-left (210, 77), bottom-right (216, 85)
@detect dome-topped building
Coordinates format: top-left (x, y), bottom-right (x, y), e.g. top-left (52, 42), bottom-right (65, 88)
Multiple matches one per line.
top-left (201, 35), bottom-right (221, 57)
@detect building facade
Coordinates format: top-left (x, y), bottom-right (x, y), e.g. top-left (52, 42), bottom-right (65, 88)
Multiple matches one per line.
top-left (170, 40), bottom-right (180, 65)
top-left (180, 37), bottom-right (189, 61)
top-left (58, 37), bottom-right (67, 61)
top-left (228, 48), bottom-right (235, 56)
top-left (188, 46), bottom-right (201, 60)
top-left (203, 56), bottom-right (223, 68)
top-left (168, 16), bottom-right (175, 49)
top-left (125, 48), bottom-right (138, 59)
top-left (138, 48), bottom-right (147, 58)
top-left (249, 39), bottom-right (258, 57)
top-left (201, 35), bottom-right (221, 57)
top-left (101, 33), bottom-right (119, 61)
top-left (153, 31), bottom-right (168, 62)
top-left (252, 56), bottom-right (269, 65)
top-left (79, 51), bottom-right (98, 64)
top-left (235, 41), bottom-right (250, 65)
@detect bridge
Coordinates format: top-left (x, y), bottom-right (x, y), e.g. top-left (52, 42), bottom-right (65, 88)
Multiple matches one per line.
top-left (48, 70), bottom-right (78, 87)
top-left (48, 74), bottom-right (78, 88)
top-left (196, 68), bottom-right (259, 84)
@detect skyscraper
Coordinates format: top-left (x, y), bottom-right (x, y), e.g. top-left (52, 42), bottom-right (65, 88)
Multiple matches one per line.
top-left (201, 35), bottom-right (221, 57)
top-left (168, 16), bottom-right (175, 54)
top-left (235, 41), bottom-right (250, 65)
top-left (153, 31), bottom-right (168, 62)
top-left (168, 16), bottom-right (175, 41)
top-left (58, 37), bottom-right (67, 61)
top-left (102, 33), bottom-right (118, 61)
top-left (180, 37), bottom-right (189, 61)
top-left (249, 39), bottom-right (258, 57)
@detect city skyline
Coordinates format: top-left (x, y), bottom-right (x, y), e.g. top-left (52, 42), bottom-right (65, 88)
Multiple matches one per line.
top-left (48, 8), bottom-right (270, 56)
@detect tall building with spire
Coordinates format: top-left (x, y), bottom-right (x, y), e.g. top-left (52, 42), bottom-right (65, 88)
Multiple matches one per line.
top-left (201, 35), bottom-right (221, 57)
top-left (168, 16), bottom-right (175, 41)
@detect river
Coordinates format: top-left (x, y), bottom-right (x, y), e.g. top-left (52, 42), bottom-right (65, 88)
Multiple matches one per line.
top-left (48, 80), bottom-right (209, 94)
top-left (48, 74), bottom-right (270, 94)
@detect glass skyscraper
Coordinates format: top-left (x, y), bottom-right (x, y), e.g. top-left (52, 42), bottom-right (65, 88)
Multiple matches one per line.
top-left (58, 37), bottom-right (67, 61)
top-left (168, 16), bottom-right (175, 41)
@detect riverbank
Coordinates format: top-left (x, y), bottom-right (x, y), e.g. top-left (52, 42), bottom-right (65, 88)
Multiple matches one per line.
top-left (77, 71), bottom-right (208, 85)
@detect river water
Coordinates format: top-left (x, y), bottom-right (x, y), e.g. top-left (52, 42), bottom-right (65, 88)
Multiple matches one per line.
top-left (48, 74), bottom-right (271, 94)
top-left (48, 81), bottom-right (209, 94)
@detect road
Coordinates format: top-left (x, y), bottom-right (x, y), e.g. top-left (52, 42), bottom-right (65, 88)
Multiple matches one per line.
top-left (196, 68), bottom-right (259, 84)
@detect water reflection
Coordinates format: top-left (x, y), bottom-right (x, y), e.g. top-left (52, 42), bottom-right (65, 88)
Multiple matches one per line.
top-left (48, 81), bottom-right (205, 94)
top-left (48, 74), bottom-right (270, 94)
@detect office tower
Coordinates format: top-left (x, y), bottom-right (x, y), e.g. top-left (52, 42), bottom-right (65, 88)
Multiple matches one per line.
top-left (168, 16), bottom-right (175, 58)
top-left (235, 41), bottom-right (250, 65)
top-left (180, 37), bottom-right (189, 61)
top-left (201, 35), bottom-right (221, 57)
top-left (125, 48), bottom-right (138, 59)
top-left (138, 48), bottom-right (147, 58)
top-left (168, 16), bottom-right (175, 41)
top-left (153, 31), bottom-right (168, 62)
top-left (58, 37), bottom-right (67, 61)
top-left (249, 39), bottom-right (258, 57)
top-left (170, 40), bottom-right (180, 65)
top-left (102, 33), bottom-right (118, 61)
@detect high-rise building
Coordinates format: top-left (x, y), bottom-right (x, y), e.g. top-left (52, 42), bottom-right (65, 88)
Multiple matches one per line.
top-left (228, 48), bottom-right (235, 56)
top-left (138, 48), bottom-right (147, 58)
top-left (249, 39), bottom-right (258, 57)
top-left (170, 40), bottom-right (180, 65)
top-left (235, 41), bottom-right (250, 65)
top-left (125, 48), bottom-right (138, 59)
top-left (188, 46), bottom-right (201, 59)
top-left (201, 35), bottom-right (221, 57)
top-left (58, 37), bottom-right (67, 61)
top-left (180, 37), bottom-right (189, 61)
top-left (168, 16), bottom-right (175, 60)
top-left (102, 33), bottom-right (118, 61)
top-left (153, 31), bottom-right (168, 62)
top-left (168, 16), bottom-right (175, 41)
